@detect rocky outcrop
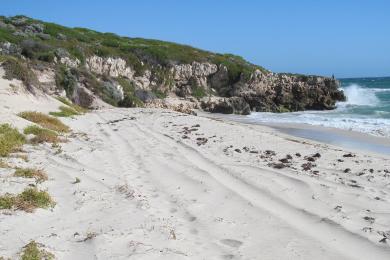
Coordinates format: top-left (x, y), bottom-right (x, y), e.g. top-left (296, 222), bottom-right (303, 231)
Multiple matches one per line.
top-left (86, 56), bottom-right (134, 79)
top-left (171, 62), bottom-right (218, 97)
top-left (231, 70), bottom-right (345, 112)
top-left (201, 97), bottom-right (251, 115)
top-left (0, 15), bottom-right (345, 114)
top-left (172, 62), bottom-right (218, 87)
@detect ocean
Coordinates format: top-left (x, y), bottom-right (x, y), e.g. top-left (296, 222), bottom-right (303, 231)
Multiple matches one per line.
top-left (242, 77), bottom-right (390, 138)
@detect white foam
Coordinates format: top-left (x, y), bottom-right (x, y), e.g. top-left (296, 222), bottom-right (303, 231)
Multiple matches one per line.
top-left (341, 84), bottom-right (380, 107)
top-left (245, 112), bottom-right (390, 138)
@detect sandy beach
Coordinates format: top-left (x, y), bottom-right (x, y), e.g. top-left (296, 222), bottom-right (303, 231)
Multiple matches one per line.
top-left (1, 78), bottom-right (390, 259)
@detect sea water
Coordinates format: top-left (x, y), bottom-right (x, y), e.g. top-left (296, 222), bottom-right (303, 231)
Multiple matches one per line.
top-left (245, 77), bottom-right (390, 138)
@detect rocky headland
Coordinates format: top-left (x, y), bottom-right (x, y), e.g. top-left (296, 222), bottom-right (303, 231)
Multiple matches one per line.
top-left (0, 15), bottom-right (345, 115)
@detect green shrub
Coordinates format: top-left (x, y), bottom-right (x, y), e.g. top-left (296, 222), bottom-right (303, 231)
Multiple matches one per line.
top-left (152, 89), bottom-right (167, 99)
top-left (118, 94), bottom-right (143, 107)
top-left (1, 56), bottom-right (38, 87)
top-left (0, 194), bottom-right (14, 209)
top-left (0, 124), bottom-right (26, 157)
top-left (17, 188), bottom-right (55, 211)
top-left (191, 86), bottom-right (207, 99)
top-left (55, 66), bottom-right (78, 97)
top-left (116, 78), bottom-right (143, 107)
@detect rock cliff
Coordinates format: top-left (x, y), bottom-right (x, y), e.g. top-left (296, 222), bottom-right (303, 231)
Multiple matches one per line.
top-left (0, 15), bottom-right (345, 114)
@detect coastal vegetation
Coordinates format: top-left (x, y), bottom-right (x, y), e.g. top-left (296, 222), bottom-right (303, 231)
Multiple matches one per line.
top-left (0, 15), bottom-right (345, 114)
top-left (14, 168), bottom-right (48, 183)
top-left (0, 124), bottom-right (26, 157)
top-left (56, 97), bottom-right (87, 113)
top-left (24, 125), bottom-right (60, 143)
top-left (18, 111), bottom-right (70, 132)
top-left (0, 15), bottom-right (266, 101)
top-left (20, 241), bottom-right (54, 260)
top-left (49, 106), bottom-right (80, 117)
top-left (0, 188), bottom-right (54, 212)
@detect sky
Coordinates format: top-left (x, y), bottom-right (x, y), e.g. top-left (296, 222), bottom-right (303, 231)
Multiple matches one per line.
top-left (1, 0), bottom-right (389, 78)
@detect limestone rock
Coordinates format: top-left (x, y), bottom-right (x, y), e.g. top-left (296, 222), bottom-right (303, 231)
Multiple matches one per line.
top-left (201, 97), bottom-right (251, 115)
top-left (86, 56), bottom-right (134, 78)
top-left (59, 57), bottom-right (80, 68)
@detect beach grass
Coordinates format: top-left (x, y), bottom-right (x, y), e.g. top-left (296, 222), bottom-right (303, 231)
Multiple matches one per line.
top-left (21, 241), bottom-right (54, 260)
top-left (0, 124), bottom-right (26, 157)
top-left (49, 106), bottom-right (80, 117)
top-left (56, 97), bottom-right (87, 113)
top-left (14, 168), bottom-right (48, 183)
top-left (24, 125), bottom-right (60, 143)
top-left (0, 188), bottom-right (55, 212)
top-left (18, 111), bottom-right (70, 133)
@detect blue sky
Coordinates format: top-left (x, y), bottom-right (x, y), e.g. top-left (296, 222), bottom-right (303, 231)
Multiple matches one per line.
top-left (1, 0), bottom-right (389, 78)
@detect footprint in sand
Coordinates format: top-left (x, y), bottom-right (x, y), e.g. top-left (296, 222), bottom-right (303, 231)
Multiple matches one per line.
top-left (190, 228), bottom-right (198, 235)
top-left (187, 216), bottom-right (197, 222)
top-left (220, 239), bottom-right (243, 248)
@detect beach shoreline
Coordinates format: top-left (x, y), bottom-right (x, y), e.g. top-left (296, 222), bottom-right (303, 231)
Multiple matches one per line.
top-left (200, 111), bottom-right (390, 155)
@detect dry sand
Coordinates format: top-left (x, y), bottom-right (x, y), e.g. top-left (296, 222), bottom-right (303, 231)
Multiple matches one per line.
top-left (1, 77), bottom-right (390, 259)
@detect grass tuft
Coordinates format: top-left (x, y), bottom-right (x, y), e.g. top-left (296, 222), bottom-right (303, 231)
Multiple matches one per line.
top-left (0, 124), bottom-right (26, 157)
top-left (0, 194), bottom-right (15, 210)
top-left (18, 111), bottom-right (70, 133)
top-left (49, 106), bottom-right (80, 117)
top-left (21, 241), bottom-right (54, 260)
top-left (56, 97), bottom-right (87, 113)
top-left (14, 168), bottom-right (48, 183)
top-left (0, 188), bottom-right (55, 212)
top-left (24, 125), bottom-right (60, 143)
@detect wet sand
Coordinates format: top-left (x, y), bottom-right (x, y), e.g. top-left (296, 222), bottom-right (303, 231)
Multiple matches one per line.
top-left (202, 112), bottom-right (390, 155)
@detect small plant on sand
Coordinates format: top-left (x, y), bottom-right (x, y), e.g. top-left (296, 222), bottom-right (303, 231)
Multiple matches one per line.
top-left (0, 124), bottom-right (26, 157)
top-left (20, 241), bottom-right (54, 260)
top-left (14, 168), bottom-right (48, 183)
top-left (0, 194), bottom-right (15, 210)
top-left (78, 232), bottom-right (97, 242)
top-left (56, 97), bottom-right (87, 113)
top-left (0, 188), bottom-right (55, 212)
top-left (72, 177), bottom-right (81, 184)
top-left (49, 106), bottom-right (80, 117)
top-left (24, 125), bottom-right (60, 144)
top-left (18, 111), bottom-right (70, 133)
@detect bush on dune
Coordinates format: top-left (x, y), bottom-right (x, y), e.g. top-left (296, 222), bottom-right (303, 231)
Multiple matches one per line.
top-left (0, 56), bottom-right (39, 89)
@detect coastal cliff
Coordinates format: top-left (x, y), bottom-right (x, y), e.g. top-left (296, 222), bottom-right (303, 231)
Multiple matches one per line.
top-left (0, 15), bottom-right (345, 114)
